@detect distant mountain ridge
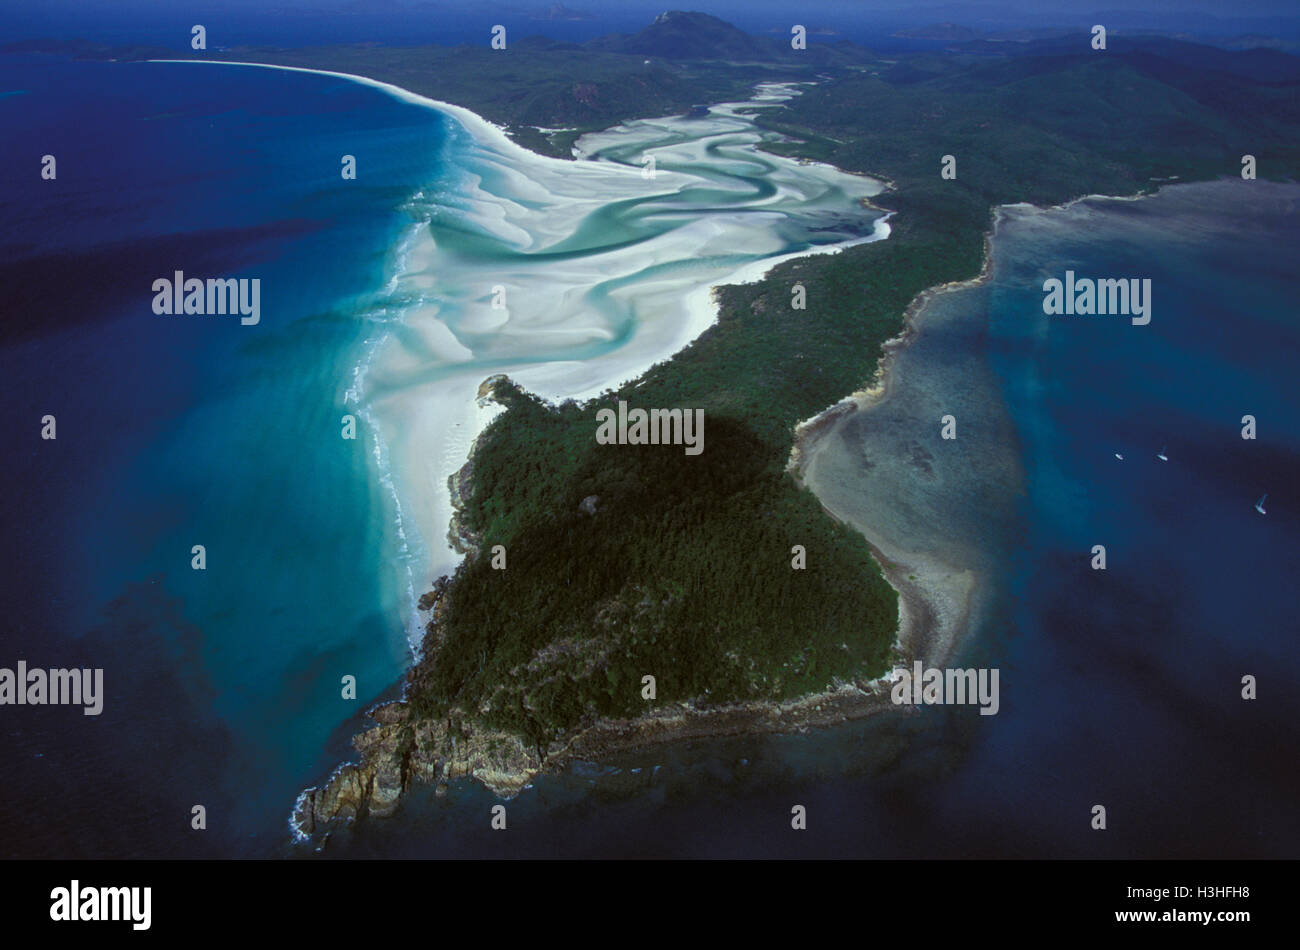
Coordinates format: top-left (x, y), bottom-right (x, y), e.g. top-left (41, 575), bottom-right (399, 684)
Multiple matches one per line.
top-left (956, 32), bottom-right (1300, 83)
top-left (587, 9), bottom-right (870, 66)
top-left (588, 10), bottom-right (776, 60)
top-left (530, 3), bottom-right (596, 22)
top-left (892, 23), bottom-right (982, 41)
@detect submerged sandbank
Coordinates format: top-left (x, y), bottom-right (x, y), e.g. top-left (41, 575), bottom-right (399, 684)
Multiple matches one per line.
top-left (790, 217), bottom-right (1013, 672)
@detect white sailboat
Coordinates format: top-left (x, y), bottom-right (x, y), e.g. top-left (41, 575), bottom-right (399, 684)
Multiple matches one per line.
top-left (1156, 445), bottom-right (1168, 461)
top-left (1255, 494), bottom-right (1268, 515)
top-left (1114, 452), bottom-right (1124, 460)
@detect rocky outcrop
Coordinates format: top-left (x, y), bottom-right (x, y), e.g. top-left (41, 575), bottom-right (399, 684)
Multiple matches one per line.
top-left (417, 575), bottom-right (450, 612)
top-left (475, 374), bottom-right (509, 406)
top-left (291, 670), bottom-right (910, 844)
top-left (291, 700), bottom-right (545, 840)
top-left (446, 457), bottom-right (481, 558)
top-left (445, 375), bottom-right (511, 558)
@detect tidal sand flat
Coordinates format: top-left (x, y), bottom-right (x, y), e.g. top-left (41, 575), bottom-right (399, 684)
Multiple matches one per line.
top-left (353, 78), bottom-right (890, 636)
top-left (791, 227), bottom-right (1022, 673)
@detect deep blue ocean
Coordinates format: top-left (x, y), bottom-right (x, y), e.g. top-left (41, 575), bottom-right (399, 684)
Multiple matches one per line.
top-left (0, 55), bottom-right (452, 857)
top-left (2, 55), bottom-right (1296, 859)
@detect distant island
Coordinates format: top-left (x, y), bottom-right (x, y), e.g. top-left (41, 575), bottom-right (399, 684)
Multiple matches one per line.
top-left (891, 23), bottom-right (984, 41)
top-left (530, 3), bottom-right (597, 22)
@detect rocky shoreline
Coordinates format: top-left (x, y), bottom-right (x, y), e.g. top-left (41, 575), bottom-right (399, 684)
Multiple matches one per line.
top-left (292, 523), bottom-right (917, 846)
top-left (291, 674), bottom-right (913, 844)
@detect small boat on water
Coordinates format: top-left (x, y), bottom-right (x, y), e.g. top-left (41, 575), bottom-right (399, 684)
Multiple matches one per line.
top-left (1157, 445), bottom-right (1168, 461)
top-left (1114, 453), bottom-right (1124, 460)
top-left (1255, 494), bottom-right (1268, 515)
